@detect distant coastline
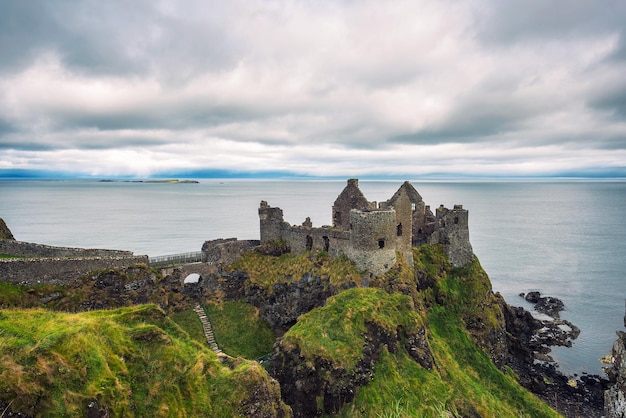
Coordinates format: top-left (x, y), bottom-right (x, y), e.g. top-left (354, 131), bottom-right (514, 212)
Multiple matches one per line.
top-left (98, 179), bottom-right (199, 184)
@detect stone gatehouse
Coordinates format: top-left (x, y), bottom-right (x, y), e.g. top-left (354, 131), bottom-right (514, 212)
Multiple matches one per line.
top-left (259, 179), bottom-right (473, 275)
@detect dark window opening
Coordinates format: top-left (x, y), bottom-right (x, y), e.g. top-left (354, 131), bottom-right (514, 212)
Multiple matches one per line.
top-left (323, 236), bottom-right (330, 252)
top-left (396, 223), bottom-right (403, 236)
top-left (418, 228), bottom-right (423, 234)
top-left (454, 217), bottom-right (459, 224)
top-left (333, 211), bottom-right (341, 226)
top-left (306, 235), bottom-right (313, 251)
top-left (378, 239), bottom-right (385, 249)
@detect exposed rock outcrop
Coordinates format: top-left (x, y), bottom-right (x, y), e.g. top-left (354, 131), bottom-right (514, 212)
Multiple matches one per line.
top-left (524, 291), bottom-right (565, 319)
top-left (503, 299), bottom-right (607, 417)
top-left (203, 270), bottom-right (347, 333)
top-left (605, 331), bottom-right (626, 417)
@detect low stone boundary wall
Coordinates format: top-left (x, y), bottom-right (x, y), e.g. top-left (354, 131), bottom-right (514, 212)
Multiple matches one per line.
top-left (0, 255), bottom-right (149, 285)
top-left (0, 240), bottom-right (134, 258)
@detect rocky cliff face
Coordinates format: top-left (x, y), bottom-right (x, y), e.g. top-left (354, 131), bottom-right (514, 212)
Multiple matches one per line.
top-left (605, 331), bottom-right (626, 417)
top-left (202, 269), bottom-right (346, 333)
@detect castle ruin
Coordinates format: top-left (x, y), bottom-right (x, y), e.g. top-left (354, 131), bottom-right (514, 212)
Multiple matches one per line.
top-left (259, 179), bottom-right (473, 275)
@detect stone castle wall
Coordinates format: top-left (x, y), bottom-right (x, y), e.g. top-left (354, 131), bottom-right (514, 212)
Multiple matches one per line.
top-left (202, 238), bottom-right (260, 265)
top-left (0, 232), bottom-right (148, 285)
top-left (0, 239), bottom-right (135, 258)
top-left (0, 255), bottom-right (149, 285)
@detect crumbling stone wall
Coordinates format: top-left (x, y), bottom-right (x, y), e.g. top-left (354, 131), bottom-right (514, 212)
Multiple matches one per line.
top-left (281, 225), bottom-right (350, 257)
top-left (430, 204), bottom-right (473, 267)
top-left (332, 179), bottom-right (373, 229)
top-left (0, 255), bottom-right (149, 285)
top-left (0, 239), bottom-right (135, 258)
top-left (259, 201), bottom-right (286, 242)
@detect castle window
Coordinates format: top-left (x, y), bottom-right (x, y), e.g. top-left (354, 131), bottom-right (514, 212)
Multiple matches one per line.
top-left (333, 211), bottom-right (342, 226)
top-left (454, 217), bottom-right (459, 225)
top-left (396, 223), bottom-right (402, 236)
top-left (411, 203), bottom-right (416, 211)
top-left (323, 236), bottom-right (330, 252)
top-left (378, 239), bottom-right (385, 249)
top-left (306, 235), bottom-right (313, 251)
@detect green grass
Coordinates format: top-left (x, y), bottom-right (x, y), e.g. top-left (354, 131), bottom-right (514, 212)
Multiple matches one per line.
top-left (229, 250), bottom-right (363, 291)
top-left (276, 247), bottom-right (561, 418)
top-left (0, 254), bottom-right (20, 258)
top-left (282, 288), bottom-right (425, 372)
top-left (0, 304), bottom-right (289, 417)
top-left (205, 300), bottom-right (275, 360)
top-left (169, 302), bottom-right (276, 360)
top-left (0, 282), bottom-right (68, 308)
top-left (168, 308), bottom-right (207, 345)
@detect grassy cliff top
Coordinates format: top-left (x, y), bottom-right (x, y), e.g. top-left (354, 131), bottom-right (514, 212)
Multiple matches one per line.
top-left (0, 304), bottom-right (288, 417)
top-left (273, 246), bottom-right (561, 417)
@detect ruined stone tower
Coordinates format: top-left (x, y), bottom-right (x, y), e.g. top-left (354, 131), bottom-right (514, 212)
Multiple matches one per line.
top-left (332, 179), bottom-right (372, 230)
top-left (430, 204), bottom-right (473, 267)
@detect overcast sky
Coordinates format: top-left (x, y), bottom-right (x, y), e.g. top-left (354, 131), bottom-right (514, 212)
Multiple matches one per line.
top-left (1, 0), bottom-right (625, 178)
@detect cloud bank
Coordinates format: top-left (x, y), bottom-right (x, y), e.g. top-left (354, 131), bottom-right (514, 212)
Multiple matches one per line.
top-left (1, 0), bottom-right (625, 178)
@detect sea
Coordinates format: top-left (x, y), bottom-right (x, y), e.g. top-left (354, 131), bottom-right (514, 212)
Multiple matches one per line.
top-left (1, 178), bottom-right (625, 377)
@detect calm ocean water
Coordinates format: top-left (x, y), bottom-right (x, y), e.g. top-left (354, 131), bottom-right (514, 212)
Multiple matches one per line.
top-left (1, 178), bottom-right (625, 376)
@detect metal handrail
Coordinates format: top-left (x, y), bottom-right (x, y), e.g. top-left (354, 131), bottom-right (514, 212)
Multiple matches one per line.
top-left (149, 251), bottom-right (206, 267)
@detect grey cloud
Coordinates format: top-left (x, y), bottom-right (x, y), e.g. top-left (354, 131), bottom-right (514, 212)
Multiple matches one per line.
top-left (592, 90), bottom-right (626, 119)
top-left (476, 1), bottom-right (626, 45)
top-left (0, 0), bottom-right (242, 78)
top-left (392, 113), bottom-right (516, 145)
top-left (0, 117), bottom-right (17, 136)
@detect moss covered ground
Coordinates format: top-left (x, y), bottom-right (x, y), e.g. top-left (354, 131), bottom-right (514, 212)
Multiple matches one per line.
top-left (0, 304), bottom-right (288, 417)
top-left (229, 250), bottom-right (363, 290)
top-left (274, 245), bottom-right (561, 417)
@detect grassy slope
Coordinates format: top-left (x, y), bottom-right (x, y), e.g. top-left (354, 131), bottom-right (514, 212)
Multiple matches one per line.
top-left (0, 304), bottom-right (287, 417)
top-left (229, 250), bottom-right (363, 290)
top-left (204, 301), bottom-right (275, 360)
top-left (170, 301), bottom-right (275, 360)
top-left (274, 246), bottom-right (561, 418)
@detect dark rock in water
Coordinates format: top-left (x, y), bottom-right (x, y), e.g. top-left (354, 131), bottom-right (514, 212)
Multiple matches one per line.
top-left (535, 296), bottom-right (565, 319)
top-left (504, 297), bottom-right (606, 417)
top-left (523, 291), bottom-right (565, 319)
top-left (524, 291), bottom-right (541, 304)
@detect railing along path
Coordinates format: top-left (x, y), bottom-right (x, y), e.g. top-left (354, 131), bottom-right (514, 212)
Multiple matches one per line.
top-left (148, 251), bottom-right (206, 267)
